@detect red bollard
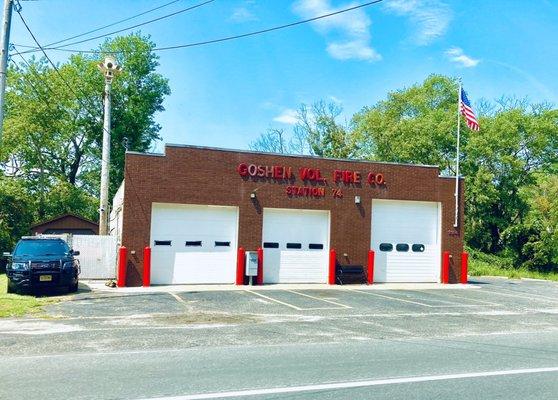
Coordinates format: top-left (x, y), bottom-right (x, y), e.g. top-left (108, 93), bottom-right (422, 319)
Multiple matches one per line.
top-left (441, 251), bottom-right (450, 284)
top-left (328, 249), bottom-right (336, 285)
top-left (143, 247), bottom-right (151, 287)
top-left (256, 247), bottom-right (264, 285)
top-left (117, 246), bottom-right (127, 288)
top-left (236, 247), bottom-right (246, 285)
top-left (461, 252), bottom-right (469, 284)
top-left (367, 250), bottom-right (375, 285)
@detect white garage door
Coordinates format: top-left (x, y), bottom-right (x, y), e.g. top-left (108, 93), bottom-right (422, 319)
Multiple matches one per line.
top-left (262, 208), bottom-right (329, 283)
top-left (150, 203), bottom-right (238, 284)
top-left (371, 200), bottom-right (441, 283)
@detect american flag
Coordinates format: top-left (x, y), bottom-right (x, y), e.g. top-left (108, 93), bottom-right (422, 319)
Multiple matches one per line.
top-left (460, 88), bottom-right (480, 131)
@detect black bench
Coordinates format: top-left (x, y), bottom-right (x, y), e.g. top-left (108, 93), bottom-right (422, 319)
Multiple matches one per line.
top-left (336, 264), bottom-right (367, 285)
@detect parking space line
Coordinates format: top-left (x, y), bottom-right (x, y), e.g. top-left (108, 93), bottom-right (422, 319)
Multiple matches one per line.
top-left (490, 287), bottom-right (558, 302)
top-left (423, 291), bottom-right (502, 306)
top-left (285, 290), bottom-right (352, 309)
top-left (348, 288), bottom-right (434, 307)
top-left (244, 290), bottom-right (303, 310)
top-left (482, 288), bottom-right (558, 304)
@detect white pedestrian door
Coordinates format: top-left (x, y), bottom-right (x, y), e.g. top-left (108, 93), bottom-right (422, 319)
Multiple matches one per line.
top-left (371, 200), bottom-right (441, 283)
top-left (150, 204), bottom-right (238, 284)
top-left (262, 208), bottom-right (329, 283)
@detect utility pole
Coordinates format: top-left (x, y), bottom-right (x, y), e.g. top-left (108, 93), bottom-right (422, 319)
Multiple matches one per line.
top-left (97, 56), bottom-right (122, 235)
top-left (0, 0), bottom-right (13, 142)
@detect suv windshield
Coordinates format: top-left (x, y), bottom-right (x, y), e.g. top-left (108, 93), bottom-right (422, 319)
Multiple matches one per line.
top-left (14, 240), bottom-right (70, 257)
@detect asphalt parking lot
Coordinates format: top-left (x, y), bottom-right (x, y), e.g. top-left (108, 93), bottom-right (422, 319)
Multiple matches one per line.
top-left (2, 277), bottom-right (558, 399)
top-left (2, 277), bottom-right (558, 354)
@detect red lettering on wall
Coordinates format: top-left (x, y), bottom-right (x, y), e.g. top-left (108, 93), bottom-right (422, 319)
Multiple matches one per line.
top-left (285, 186), bottom-right (326, 197)
top-left (284, 167), bottom-right (293, 179)
top-left (265, 165), bottom-right (274, 178)
top-left (354, 171), bottom-right (361, 184)
top-left (248, 164), bottom-right (257, 176)
top-left (333, 170), bottom-right (342, 182)
top-left (238, 163), bottom-right (248, 176)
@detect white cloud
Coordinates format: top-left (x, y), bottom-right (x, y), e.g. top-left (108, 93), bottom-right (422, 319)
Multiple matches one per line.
top-left (273, 109), bottom-right (299, 125)
top-left (384, 0), bottom-right (452, 45)
top-left (292, 0), bottom-right (381, 61)
top-left (329, 95), bottom-right (342, 104)
top-left (230, 7), bottom-right (258, 23)
top-left (445, 47), bottom-right (480, 68)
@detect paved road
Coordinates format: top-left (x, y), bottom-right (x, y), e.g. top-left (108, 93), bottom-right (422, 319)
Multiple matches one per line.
top-left (1, 277), bottom-right (558, 399)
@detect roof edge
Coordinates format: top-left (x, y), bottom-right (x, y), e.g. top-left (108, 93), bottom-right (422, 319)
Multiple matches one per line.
top-left (30, 213), bottom-right (99, 229)
top-left (126, 143), bottom-right (441, 170)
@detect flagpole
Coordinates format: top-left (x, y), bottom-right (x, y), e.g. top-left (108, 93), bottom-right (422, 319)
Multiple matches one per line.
top-left (454, 79), bottom-right (462, 228)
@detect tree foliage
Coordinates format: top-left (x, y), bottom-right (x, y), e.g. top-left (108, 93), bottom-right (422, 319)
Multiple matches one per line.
top-left (251, 74), bottom-right (558, 271)
top-left (0, 33), bottom-right (169, 227)
top-left (250, 101), bottom-right (355, 158)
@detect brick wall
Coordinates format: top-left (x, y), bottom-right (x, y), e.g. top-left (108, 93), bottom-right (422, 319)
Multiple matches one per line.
top-left (121, 145), bottom-right (465, 286)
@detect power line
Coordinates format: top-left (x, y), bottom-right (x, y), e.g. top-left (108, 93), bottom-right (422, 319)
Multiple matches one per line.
top-left (16, 0), bottom-right (215, 55)
top-left (12, 0), bottom-right (385, 55)
top-left (14, 12), bottom-right (116, 172)
top-left (10, 45), bottom-right (112, 170)
top-left (15, 8), bottom-right (101, 122)
top-left (155, 0), bottom-right (385, 52)
top-left (44, 0), bottom-right (185, 48)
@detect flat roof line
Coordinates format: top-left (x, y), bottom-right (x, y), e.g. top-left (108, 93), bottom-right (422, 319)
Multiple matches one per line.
top-left (127, 143), bottom-right (442, 170)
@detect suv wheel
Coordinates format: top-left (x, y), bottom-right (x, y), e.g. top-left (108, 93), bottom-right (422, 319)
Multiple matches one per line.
top-left (68, 280), bottom-right (79, 293)
top-left (6, 278), bottom-right (17, 294)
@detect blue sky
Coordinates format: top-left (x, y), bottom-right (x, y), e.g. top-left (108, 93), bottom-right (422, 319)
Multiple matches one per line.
top-left (9, 0), bottom-right (558, 152)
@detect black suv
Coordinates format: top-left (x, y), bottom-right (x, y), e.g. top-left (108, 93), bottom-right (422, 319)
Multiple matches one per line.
top-left (4, 237), bottom-right (80, 294)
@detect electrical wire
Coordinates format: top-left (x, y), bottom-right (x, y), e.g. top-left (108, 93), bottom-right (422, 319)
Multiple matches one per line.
top-left (16, 9), bottom-right (102, 124)
top-left (44, 0), bottom-right (186, 48)
top-left (12, 0), bottom-right (385, 55)
top-left (15, 0), bottom-right (215, 55)
top-left (14, 11), bottom-right (117, 172)
top-left (10, 46), bottom-right (111, 170)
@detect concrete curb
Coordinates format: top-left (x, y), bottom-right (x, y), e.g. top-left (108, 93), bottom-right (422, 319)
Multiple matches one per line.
top-left (81, 281), bottom-right (480, 294)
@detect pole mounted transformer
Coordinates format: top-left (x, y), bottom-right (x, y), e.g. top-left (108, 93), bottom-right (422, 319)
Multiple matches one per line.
top-left (97, 56), bottom-right (122, 235)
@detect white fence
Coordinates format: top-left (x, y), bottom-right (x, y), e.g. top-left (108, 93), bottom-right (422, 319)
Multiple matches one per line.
top-left (72, 235), bottom-right (117, 279)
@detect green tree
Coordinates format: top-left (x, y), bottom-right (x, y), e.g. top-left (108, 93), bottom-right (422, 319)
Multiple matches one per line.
top-left (1, 33), bottom-right (170, 210)
top-left (519, 174), bottom-right (558, 270)
top-left (296, 101), bottom-right (356, 158)
top-left (352, 75), bottom-right (558, 264)
top-left (352, 75), bottom-right (459, 172)
top-left (251, 101), bottom-right (355, 158)
top-left (0, 177), bottom-right (34, 253)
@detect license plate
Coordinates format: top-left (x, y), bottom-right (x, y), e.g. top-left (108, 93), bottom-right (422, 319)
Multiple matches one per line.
top-left (39, 275), bottom-right (52, 282)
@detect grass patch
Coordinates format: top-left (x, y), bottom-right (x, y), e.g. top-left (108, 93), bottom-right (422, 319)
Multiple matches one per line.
top-left (0, 274), bottom-right (59, 318)
top-left (468, 249), bottom-right (558, 282)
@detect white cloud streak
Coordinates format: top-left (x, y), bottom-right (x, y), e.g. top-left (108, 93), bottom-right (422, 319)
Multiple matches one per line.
top-left (230, 7), bottom-right (258, 23)
top-left (273, 109), bottom-right (299, 125)
top-left (292, 0), bottom-right (381, 61)
top-left (384, 0), bottom-right (452, 45)
top-left (445, 47), bottom-right (480, 68)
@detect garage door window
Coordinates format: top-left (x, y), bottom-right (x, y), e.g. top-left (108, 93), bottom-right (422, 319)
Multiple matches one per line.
top-left (412, 244), bottom-right (425, 252)
top-left (215, 241), bottom-right (230, 247)
top-left (286, 243), bottom-right (302, 249)
top-left (263, 242), bottom-right (279, 249)
top-left (309, 243), bottom-right (324, 250)
top-left (185, 241), bottom-right (202, 247)
top-left (379, 243), bottom-right (393, 252)
top-left (396, 243), bottom-right (410, 252)
top-left (154, 240), bottom-right (172, 246)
